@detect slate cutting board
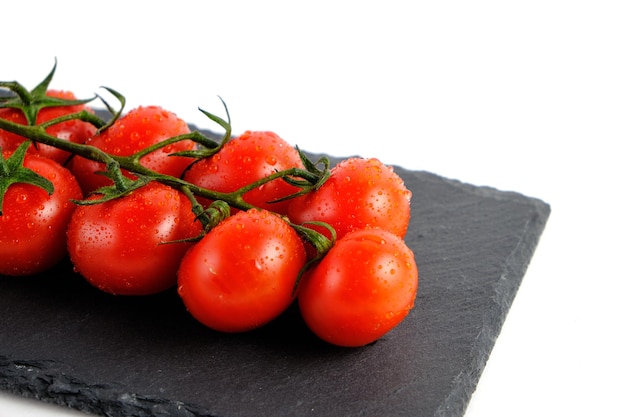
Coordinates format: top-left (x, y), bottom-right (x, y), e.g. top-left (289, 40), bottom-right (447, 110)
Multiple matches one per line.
top-left (0, 141), bottom-right (550, 416)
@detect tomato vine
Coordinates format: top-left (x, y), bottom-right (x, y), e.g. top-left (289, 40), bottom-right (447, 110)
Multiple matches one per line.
top-left (0, 63), bottom-right (332, 242)
top-left (1, 61), bottom-right (417, 347)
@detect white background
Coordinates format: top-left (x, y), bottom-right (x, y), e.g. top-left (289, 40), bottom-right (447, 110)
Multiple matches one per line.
top-left (1, 1), bottom-right (625, 416)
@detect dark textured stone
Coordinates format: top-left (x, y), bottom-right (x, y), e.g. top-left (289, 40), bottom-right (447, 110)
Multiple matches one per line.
top-left (0, 143), bottom-right (550, 416)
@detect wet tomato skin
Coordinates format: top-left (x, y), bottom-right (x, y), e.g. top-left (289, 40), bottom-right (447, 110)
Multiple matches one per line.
top-left (287, 157), bottom-right (412, 240)
top-left (0, 152), bottom-right (83, 276)
top-left (177, 209), bottom-right (307, 333)
top-left (184, 131), bottom-right (305, 215)
top-left (66, 182), bottom-right (201, 295)
top-left (298, 228), bottom-right (418, 347)
top-left (69, 106), bottom-right (194, 194)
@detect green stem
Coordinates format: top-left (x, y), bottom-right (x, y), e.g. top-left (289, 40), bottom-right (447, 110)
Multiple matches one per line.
top-left (0, 156), bottom-right (8, 177)
top-left (234, 167), bottom-right (321, 196)
top-left (130, 131), bottom-right (223, 161)
top-left (0, 81), bottom-right (32, 106)
top-left (0, 118), bottom-right (268, 211)
top-left (0, 107), bottom-right (330, 222)
top-left (37, 110), bottom-right (109, 130)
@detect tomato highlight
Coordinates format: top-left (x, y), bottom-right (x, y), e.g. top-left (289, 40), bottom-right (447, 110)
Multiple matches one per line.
top-left (184, 130), bottom-right (305, 215)
top-left (69, 106), bottom-right (195, 194)
top-left (67, 182), bottom-right (201, 295)
top-left (0, 151), bottom-right (82, 276)
top-left (178, 209), bottom-right (306, 332)
top-left (298, 228), bottom-right (418, 347)
top-left (287, 157), bottom-right (412, 240)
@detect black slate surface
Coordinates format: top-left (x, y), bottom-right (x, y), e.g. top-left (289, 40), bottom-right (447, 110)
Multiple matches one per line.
top-left (0, 150), bottom-right (550, 417)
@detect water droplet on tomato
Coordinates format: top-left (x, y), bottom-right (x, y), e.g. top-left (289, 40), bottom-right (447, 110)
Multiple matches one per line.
top-left (15, 193), bottom-right (28, 203)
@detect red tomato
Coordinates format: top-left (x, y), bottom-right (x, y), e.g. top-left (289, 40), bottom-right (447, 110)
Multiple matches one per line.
top-left (287, 157), bottom-right (412, 240)
top-left (0, 152), bottom-right (82, 276)
top-left (69, 106), bottom-right (194, 194)
top-left (184, 131), bottom-right (304, 215)
top-left (177, 209), bottom-right (306, 333)
top-left (0, 90), bottom-right (97, 164)
top-left (66, 182), bottom-right (201, 295)
top-left (298, 228), bottom-right (418, 347)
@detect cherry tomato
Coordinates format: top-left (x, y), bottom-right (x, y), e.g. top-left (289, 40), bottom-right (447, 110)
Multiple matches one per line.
top-left (287, 157), bottom-right (412, 240)
top-left (298, 228), bottom-right (418, 347)
top-left (184, 131), bottom-right (304, 215)
top-left (0, 90), bottom-right (97, 164)
top-left (177, 209), bottom-right (306, 333)
top-left (69, 106), bottom-right (194, 194)
top-left (66, 182), bottom-right (201, 295)
top-left (0, 151), bottom-right (82, 276)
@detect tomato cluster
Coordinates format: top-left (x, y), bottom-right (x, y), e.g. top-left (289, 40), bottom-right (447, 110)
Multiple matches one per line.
top-left (1, 82), bottom-right (418, 347)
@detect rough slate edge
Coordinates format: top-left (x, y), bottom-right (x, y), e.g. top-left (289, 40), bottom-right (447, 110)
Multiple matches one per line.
top-left (0, 112), bottom-right (551, 417)
top-left (418, 173), bottom-right (550, 417)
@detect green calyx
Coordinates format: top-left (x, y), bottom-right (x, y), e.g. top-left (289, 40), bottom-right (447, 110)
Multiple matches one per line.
top-left (0, 141), bottom-right (54, 215)
top-left (0, 59), bottom-right (96, 126)
top-left (290, 221), bottom-right (337, 295)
